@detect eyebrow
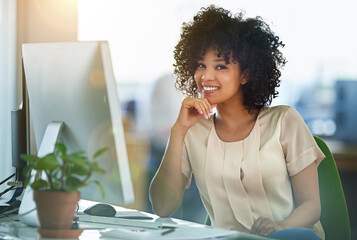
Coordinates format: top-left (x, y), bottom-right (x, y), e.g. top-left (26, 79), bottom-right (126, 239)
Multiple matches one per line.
top-left (214, 58), bottom-right (225, 62)
top-left (197, 58), bottom-right (226, 63)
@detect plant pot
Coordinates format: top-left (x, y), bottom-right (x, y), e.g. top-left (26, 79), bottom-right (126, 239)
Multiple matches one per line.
top-left (33, 190), bottom-right (80, 230)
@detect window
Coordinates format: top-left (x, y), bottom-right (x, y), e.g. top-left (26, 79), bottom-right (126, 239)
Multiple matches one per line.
top-left (78, 0), bottom-right (357, 136)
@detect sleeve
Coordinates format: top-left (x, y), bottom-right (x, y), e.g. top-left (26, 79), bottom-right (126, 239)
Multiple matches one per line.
top-left (182, 139), bottom-right (192, 188)
top-left (280, 107), bottom-right (325, 176)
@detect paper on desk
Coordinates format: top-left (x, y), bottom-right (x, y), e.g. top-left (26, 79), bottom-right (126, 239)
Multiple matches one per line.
top-left (101, 225), bottom-right (237, 240)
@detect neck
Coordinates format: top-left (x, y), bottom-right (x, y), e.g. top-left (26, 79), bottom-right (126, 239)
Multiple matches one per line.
top-left (215, 100), bottom-right (258, 130)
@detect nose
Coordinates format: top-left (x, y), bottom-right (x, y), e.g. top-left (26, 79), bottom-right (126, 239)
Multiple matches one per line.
top-left (202, 69), bottom-right (215, 81)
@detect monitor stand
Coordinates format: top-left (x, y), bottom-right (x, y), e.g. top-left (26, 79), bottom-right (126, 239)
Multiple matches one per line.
top-left (18, 121), bottom-right (63, 227)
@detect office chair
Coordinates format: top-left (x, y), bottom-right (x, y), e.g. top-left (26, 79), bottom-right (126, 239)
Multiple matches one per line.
top-left (314, 136), bottom-right (350, 240)
top-left (204, 136), bottom-right (351, 240)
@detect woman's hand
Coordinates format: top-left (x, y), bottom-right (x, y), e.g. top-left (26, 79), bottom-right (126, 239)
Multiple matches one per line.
top-left (250, 217), bottom-right (285, 237)
top-left (150, 97), bottom-right (215, 217)
top-left (175, 97), bottom-right (216, 130)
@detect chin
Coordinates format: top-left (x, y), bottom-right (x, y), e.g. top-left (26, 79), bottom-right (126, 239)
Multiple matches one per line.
top-left (206, 97), bottom-right (219, 105)
top-left (202, 92), bottom-right (219, 104)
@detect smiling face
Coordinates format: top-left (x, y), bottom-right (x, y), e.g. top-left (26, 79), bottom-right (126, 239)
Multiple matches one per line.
top-left (194, 48), bottom-right (247, 105)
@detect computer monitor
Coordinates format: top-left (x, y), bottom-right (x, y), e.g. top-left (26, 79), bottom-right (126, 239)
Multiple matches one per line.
top-left (18, 41), bottom-right (134, 226)
top-left (11, 65), bottom-right (29, 181)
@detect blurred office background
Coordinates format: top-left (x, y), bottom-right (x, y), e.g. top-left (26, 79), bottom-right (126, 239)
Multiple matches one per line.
top-left (0, 0), bottom-right (356, 238)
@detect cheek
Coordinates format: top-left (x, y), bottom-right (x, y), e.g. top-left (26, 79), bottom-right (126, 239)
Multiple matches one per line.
top-left (194, 73), bottom-right (202, 90)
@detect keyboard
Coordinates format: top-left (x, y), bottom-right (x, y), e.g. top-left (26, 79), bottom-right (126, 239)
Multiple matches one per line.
top-left (76, 213), bottom-right (176, 230)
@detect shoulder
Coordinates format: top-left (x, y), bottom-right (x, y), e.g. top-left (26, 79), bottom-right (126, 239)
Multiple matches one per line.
top-left (259, 105), bottom-right (291, 118)
top-left (258, 105), bottom-right (304, 136)
top-left (258, 105), bottom-right (296, 124)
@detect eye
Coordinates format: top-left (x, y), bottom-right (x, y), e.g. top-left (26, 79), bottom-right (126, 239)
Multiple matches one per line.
top-left (197, 63), bottom-right (205, 69)
top-left (216, 65), bottom-right (227, 70)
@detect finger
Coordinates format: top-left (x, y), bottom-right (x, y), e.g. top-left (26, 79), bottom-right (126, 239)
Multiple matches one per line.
top-left (250, 220), bottom-right (258, 234)
top-left (195, 99), bottom-right (209, 117)
top-left (184, 98), bottom-right (205, 113)
top-left (252, 218), bottom-right (272, 235)
top-left (258, 219), bottom-right (273, 235)
top-left (202, 99), bottom-right (216, 118)
top-left (256, 221), bottom-right (275, 236)
top-left (193, 102), bottom-right (205, 117)
top-left (200, 101), bottom-right (211, 119)
top-left (197, 101), bottom-right (210, 119)
top-left (182, 98), bottom-right (194, 110)
top-left (250, 217), bottom-right (263, 234)
top-left (202, 98), bottom-right (215, 109)
top-left (201, 98), bottom-right (211, 110)
top-left (202, 99), bottom-right (215, 115)
top-left (256, 222), bottom-right (271, 236)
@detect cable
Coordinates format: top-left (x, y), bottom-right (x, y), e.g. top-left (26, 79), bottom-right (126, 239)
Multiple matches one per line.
top-left (0, 200), bottom-right (22, 218)
top-left (0, 186), bottom-right (16, 198)
top-left (5, 188), bottom-right (23, 205)
top-left (0, 173), bottom-right (15, 186)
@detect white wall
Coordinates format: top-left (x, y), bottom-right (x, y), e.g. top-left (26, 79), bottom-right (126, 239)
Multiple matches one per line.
top-left (0, 0), bottom-right (78, 190)
top-left (0, 0), bottom-right (17, 191)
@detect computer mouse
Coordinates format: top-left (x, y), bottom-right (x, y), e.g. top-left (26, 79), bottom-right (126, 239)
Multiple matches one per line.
top-left (83, 203), bottom-right (117, 217)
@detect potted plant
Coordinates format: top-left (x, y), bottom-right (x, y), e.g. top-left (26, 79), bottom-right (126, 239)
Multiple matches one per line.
top-left (21, 142), bottom-right (107, 237)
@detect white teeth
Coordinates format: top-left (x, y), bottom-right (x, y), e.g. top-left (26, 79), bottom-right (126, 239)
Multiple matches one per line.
top-left (203, 86), bottom-right (219, 91)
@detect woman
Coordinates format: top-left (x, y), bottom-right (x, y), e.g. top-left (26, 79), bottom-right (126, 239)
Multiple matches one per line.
top-left (149, 5), bottom-right (325, 240)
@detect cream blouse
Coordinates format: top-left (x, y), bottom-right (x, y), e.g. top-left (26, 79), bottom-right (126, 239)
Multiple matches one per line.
top-left (181, 105), bottom-right (325, 239)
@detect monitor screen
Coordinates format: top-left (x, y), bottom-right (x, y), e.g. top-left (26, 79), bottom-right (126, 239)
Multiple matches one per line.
top-left (19, 41), bottom-right (134, 226)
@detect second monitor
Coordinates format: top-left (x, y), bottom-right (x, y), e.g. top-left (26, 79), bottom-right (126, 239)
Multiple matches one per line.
top-left (19, 41), bottom-right (134, 225)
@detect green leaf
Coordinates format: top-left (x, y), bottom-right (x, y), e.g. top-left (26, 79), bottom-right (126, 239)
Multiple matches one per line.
top-left (52, 181), bottom-right (62, 190)
top-left (51, 168), bottom-right (60, 178)
top-left (70, 151), bottom-right (85, 157)
top-left (35, 155), bottom-right (60, 171)
top-left (23, 166), bottom-right (32, 188)
top-left (93, 180), bottom-right (105, 198)
top-left (31, 179), bottom-right (49, 190)
top-left (70, 165), bottom-right (90, 176)
top-left (23, 165), bottom-right (31, 178)
top-left (24, 176), bottom-right (31, 188)
top-left (20, 154), bottom-right (39, 165)
top-left (92, 162), bottom-right (106, 174)
top-left (66, 155), bottom-right (87, 165)
top-left (55, 142), bottom-right (66, 155)
top-left (21, 142), bottom-right (107, 193)
top-left (64, 176), bottom-right (82, 192)
top-left (93, 147), bottom-right (108, 160)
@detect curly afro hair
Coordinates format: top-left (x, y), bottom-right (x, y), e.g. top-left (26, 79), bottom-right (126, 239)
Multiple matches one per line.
top-left (173, 5), bottom-right (286, 113)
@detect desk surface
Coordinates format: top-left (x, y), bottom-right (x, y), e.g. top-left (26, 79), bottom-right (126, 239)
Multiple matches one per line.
top-left (0, 200), bottom-right (270, 240)
top-left (0, 216), bottom-right (270, 240)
